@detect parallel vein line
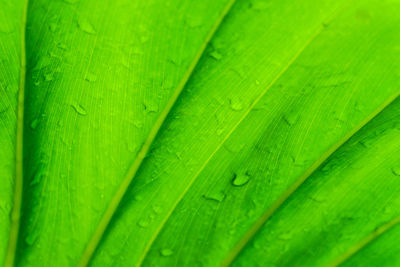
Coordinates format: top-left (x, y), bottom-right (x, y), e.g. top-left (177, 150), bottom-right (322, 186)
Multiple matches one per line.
top-left (5, 0), bottom-right (29, 266)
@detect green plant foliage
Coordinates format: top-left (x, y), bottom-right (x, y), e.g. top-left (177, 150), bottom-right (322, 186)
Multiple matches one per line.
top-left (1, 0), bottom-right (400, 266)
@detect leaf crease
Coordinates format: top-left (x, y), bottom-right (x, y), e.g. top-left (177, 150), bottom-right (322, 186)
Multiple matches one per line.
top-left (5, 0), bottom-right (29, 266)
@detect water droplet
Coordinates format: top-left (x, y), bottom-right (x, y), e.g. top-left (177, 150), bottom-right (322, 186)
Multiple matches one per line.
top-left (309, 195), bottom-right (326, 203)
top-left (44, 73), bottom-right (54, 81)
top-left (25, 231), bottom-right (39, 245)
top-left (278, 231), bottom-right (293, 240)
top-left (384, 206), bottom-right (392, 214)
top-left (134, 120), bottom-right (143, 128)
top-left (49, 22), bottom-right (57, 32)
top-left (78, 17), bottom-right (96, 34)
top-left (30, 118), bottom-right (39, 130)
top-left (85, 73), bottom-right (97, 82)
top-left (144, 102), bottom-right (158, 113)
top-left (229, 97), bottom-right (243, 111)
top-left (283, 111), bottom-right (299, 126)
top-left (160, 248), bottom-right (173, 257)
top-left (210, 50), bottom-right (222, 60)
top-left (152, 205), bottom-right (162, 214)
top-left (354, 102), bottom-right (366, 113)
top-left (30, 171), bottom-right (45, 186)
top-left (134, 195), bottom-right (143, 201)
top-left (392, 167), bottom-right (400, 176)
top-left (203, 191), bottom-right (225, 202)
top-left (71, 103), bottom-right (87, 116)
top-left (33, 56), bottom-right (52, 70)
top-left (232, 172), bottom-right (250, 187)
top-left (57, 43), bottom-right (67, 50)
top-left (137, 219), bottom-right (150, 228)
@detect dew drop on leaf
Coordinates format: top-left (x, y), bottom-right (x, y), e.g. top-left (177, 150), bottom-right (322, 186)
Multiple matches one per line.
top-left (278, 231), bottom-right (293, 240)
top-left (216, 128), bottom-right (224, 136)
top-left (137, 219), bottom-right (150, 228)
top-left (134, 120), bottom-right (143, 128)
top-left (144, 101), bottom-right (159, 113)
top-left (30, 175), bottom-right (41, 186)
top-left (229, 97), bottom-right (243, 111)
top-left (30, 118), bottom-right (39, 130)
top-left (57, 42), bottom-right (67, 50)
top-left (44, 73), bottom-right (54, 81)
top-left (160, 248), bottom-right (173, 257)
top-left (283, 111), bottom-right (299, 126)
top-left (392, 167), bottom-right (400, 176)
top-left (232, 172), bottom-right (250, 186)
top-left (25, 231), bottom-right (39, 245)
top-left (49, 22), bottom-right (57, 32)
top-left (210, 50), bottom-right (222, 60)
top-left (384, 206), bottom-right (392, 214)
top-left (134, 195), bottom-right (143, 201)
top-left (152, 205), bottom-right (162, 214)
top-left (71, 103), bottom-right (87, 116)
top-left (187, 15), bottom-right (203, 28)
top-left (203, 191), bottom-right (225, 202)
top-left (85, 73), bottom-right (97, 82)
top-left (78, 17), bottom-right (96, 34)
top-left (33, 56), bottom-right (52, 71)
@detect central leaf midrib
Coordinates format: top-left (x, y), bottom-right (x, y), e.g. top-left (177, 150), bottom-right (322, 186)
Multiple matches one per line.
top-left (77, 0), bottom-right (238, 266)
top-left (5, 0), bottom-right (30, 266)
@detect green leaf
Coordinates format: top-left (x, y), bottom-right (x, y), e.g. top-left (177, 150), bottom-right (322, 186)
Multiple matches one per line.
top-left (91, 0), bottom-right (400, 266)
top-left (1, 0), bottom-right (400, 266)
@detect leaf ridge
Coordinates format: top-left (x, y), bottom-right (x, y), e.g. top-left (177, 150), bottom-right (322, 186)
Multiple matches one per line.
top-left (221, 91), bottom-right (400, 267)
top-left (5, 0), bottom-right (29, 266)
top-left (328, 214), bottom-right (400, 267)
top-left (77, 1), bottom-right (237, 266)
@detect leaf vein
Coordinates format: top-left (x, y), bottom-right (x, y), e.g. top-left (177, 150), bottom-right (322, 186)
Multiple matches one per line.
top-left (77, 0), bottom-right (237, 265)
top-left (5, 0), bottom-right (29, 266)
